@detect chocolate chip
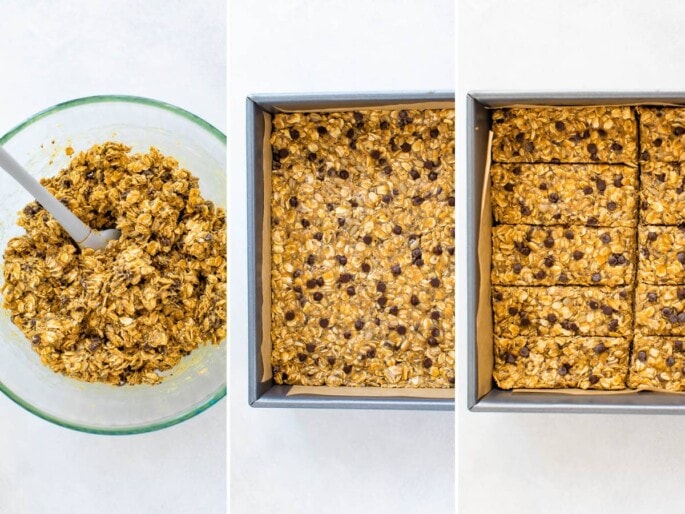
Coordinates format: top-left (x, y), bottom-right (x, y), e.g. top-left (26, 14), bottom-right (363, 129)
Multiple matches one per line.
top-left (663, 307), bottom-right (673, 318)
top-left (588, 300), bottom-right (599, 310)
top-left (296, 353), bottom-right (307, 362)
top-left (343, 364), bottom-right (352, 374)
top-left (422, 357), bottom-right (433, 369)
top-left (555, 121), bottom-right (565, 131)
top-left (389, 306), bottom-right (399, 316)
top-left (396, 325), bottom-right (407, 335)
top-left (354, 319), bottom-right (364, 331)
top-left (326, 356), bottom-right (336, 366)
top-left (519, 347), bottom-right (530, 357)
top-left (608, 255), bottom-right (618, 266)
top-left (316, 277), bottom-right (324, 287)
top-left (596, 178), bottom-right (606, 192)
top-left (558, 364), bottom-right (569, 376)
top-left (361, 263), bottom-right (371, 273)
top-left (653, 137), bottom-right (663, 148)
top-left (656, 173), bottom-right (666, 183)
top-left (647, 292), bottom-right (657, 302)
top-left (431, 311), bottom-right (440, 320)
top-left (346, 286), bottom-right (355, 296)
top-left (587, 216), bottom-right (598, 226)
top-left (346, 128), bottom-right (355, 138)
top-left (370, 149), bottom-right (381, 160)
top-left (426, 337), bottom-right (438, 347)
top-left (524, 142), bottom-right (534, 152)
top-left (428, 171), bottom-right (438, 181)
top-left (363, 235), bottom-right (372, 245)
top-left (591, 273), bottom-right (601, 283)
top-left (343, 331), bottom-right (352, 340)
top-left (508, 306), bottom-right (518, 316)
top-left (547, 313), bottom-right (557, 323)
top-left (513, 263), bottom-right (523, 274)
top-left (339, 273), bottom-right (352, 284)
top-left (433, 245), bottom-right (443, 256)
top-left (350, 199), bottom-right (358, 208)
top-left (602, 305), bottom-right (615, 316)
top-left (336, 255), bottom-right (348, 266)
top-left (411, 294), bottom-right (420, 306)
top-left (505, 352), bottom-right (517, 364)
top-left (381, 195), bottom-right (392, 204)
top-left (544, 255), bottom-right (555, 268)
top-left (288, 128), bottom-right (300, 140)
top-left (308, 152), bottom-right (317, 162)
top-left (534, 270), bottom-right (546, 279)
top-left (606, 201), bottom-right (617, 211)
top-left (667, 356), bottom-right (676, 367)
top-left (515, 133), bottom-right (525, 143)
top-left (448, 196), bottom-right (455, 207)
top-left (564, 229), bottom-right (574, 239)
top-left (410, 169), bottom-right (420, 180)
top-left (391, 264), bottom-right (402, 276)
top-left (678, 252), bottom-right (685, 264)
top-left (675, 127), bottom-right (685, 136)
top-left (306, 279), bottom-right (316, 289)
top-left (549, 192), bottom-right (560, 203)
top-left (676, 340), bottom-right (684, 351)
top-left (572, 250), bottom-right (584, 260)
top-left (593, 342), bottom-right (607, 354)
top-left (587, 143), bottom-right (598, 154)
top-left (313, 292), bottom-right (323, 301)
top-left (306, 254), bottom-right (316, 266)
top-left (430, 128), bottom-right (440, 138)
top-left (317, 126), bottom-right (327, 135)
top-left (430, 278), bottom-right (440, 287)
top-left (637, 351), bottom-right (647, 362)
top-left (377, 281), bottom-right (387, 293)
top-left (401, 142), bottom-right (412, 153)
top-left (678, 288), bottom-right (685, 300)
top-left (611, 142), bottom-right (623, 152)
top-left (314, 232), bottom-right (323, 241)
top-left (339, 169), bottom-right (349, 180)
top-left (613, 175), bottom-right (623, 187)
top-left (539, 182), bottom-right (548, 191)
top-left (289, 196), bottom-right (299, 207)
top-left (608, 319), bottom-right (619, 331)
top-left (319, 318), bottom-right (329, 328)
top-left (380, 120), bottom-right (390, 130)
top-left (558, 272), bottom-right (569, 283)
top-left (641, 151), bottom-right (650, 161)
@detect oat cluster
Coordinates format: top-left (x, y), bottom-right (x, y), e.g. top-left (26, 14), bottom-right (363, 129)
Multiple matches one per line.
top-left (2, 142), bottom-right (227, 385)
top-left (270, 109), bottom-right (455, 388)
top-left (491, 106), bottom-right (685, 391)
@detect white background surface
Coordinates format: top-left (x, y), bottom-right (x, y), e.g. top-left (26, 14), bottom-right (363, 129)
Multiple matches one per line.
top-left (0, 2), bottom-right (226, 513)
top-left (229, 1), bottom-right (455, 513)
top-left (458, 1), bottom-right (685, 513)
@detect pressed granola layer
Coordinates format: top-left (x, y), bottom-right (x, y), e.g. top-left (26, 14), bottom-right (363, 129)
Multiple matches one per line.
top-left (640, 161), bottom-right (685, 224)
top-left (634, 284), bottom-right (685, 335)
top-left (270, 109), bottom-right (455, 388)
top-left (491, 224), bottom-right (635, 287)
top-left (628, 336), bottom-right (685, 391)
top-left (638, 107), bottom-right (685, 162)
top-left (491, 107), bottom-right (638, 164)
top-left (493, 336), bottom-right (630, 390)
top-left (638, 226), bottom-right (685, 285)
top-left (492, 286), bottom-right (633, 338)
top-left (491, 163), bottom-right (637, 226)
top-left (2, 142), bottom-right (227, 385)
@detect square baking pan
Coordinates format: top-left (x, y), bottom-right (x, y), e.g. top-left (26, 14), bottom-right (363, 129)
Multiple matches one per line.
top-left (247, 92), bottom-right (455, 410)
top-left (467, 91), bottom-right (685, 414)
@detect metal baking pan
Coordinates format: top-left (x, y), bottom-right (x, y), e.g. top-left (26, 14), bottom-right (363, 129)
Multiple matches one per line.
top-left (467, 91), bottom-right (685, 414)
top-left (247, 92), bottom-right (455, 410)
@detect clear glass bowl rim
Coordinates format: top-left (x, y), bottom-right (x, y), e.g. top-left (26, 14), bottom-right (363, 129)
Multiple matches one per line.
top-left (0, 95), bottom-right (227, 435)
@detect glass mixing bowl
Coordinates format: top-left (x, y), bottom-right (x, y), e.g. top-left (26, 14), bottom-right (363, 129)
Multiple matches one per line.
top-left (0, 96), bottom-right (226, 434)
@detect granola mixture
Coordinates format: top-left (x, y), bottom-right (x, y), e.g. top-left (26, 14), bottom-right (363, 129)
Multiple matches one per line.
top-left (492, 106), bottom-right (638, 164)
top-left (270, 109), bottom-right (455, 388)
top-left (640, 162), bottom-right (685, 224)
top-left (2, 142), bottom-right (227, 385)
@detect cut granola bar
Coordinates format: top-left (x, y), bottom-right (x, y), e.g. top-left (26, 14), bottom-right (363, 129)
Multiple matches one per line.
top-left (640, 161), bottom-right (685, 224)
top-left (491, 163), bottom-right (637, 226)
top-left (638, 107), bottom-right (685, 162)
top-left (634, 284), bottom-right (685, 336)
top-left (492, 285), bottom-right (633, 338)
top-left (493, 336), bottom-right (630, 390)
top-left (491, 224), bottom-right (635, 287)
top-left (492, 107), bottom-right (637, 164)
top-left (628, 335), bottom-right (685, 391)
top-left (638, 226), bottom-right (685, 284)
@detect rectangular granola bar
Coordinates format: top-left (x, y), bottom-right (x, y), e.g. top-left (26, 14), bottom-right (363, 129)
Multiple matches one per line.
top-left (638, 107), bottom-right (685, 162)
top-left (638, 226), bottom-right (685, 285)
top-left (491, 107), bottom-right (638, 164)
top-left (492, 286), bottom-right (633, 338)
top-left (491, 225), bottom-right (635, 286)
top-left (640, 161), bottom-right (685, 224)
top-left (491, 163), bottom-right (637, 226)
top-left (628, 336), bottom-right (685, 391)
top-left (493, 336), bottom-right (630, 390)
top-left (635, 284), bottom-right (685, 335)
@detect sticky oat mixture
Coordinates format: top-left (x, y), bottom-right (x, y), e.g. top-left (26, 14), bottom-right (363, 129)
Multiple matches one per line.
top-left (2, 142), bottom-right (226, 385)
top-left (270, 109), bottom-right (455, 388)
